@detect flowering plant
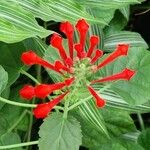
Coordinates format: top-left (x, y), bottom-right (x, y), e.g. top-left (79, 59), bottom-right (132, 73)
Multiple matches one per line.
top-left (20, 19), bottom-right (135, 119)
top-left (0, 1), bottom-right (150, 150)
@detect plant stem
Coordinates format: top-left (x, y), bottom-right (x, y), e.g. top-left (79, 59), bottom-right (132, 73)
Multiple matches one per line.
top-left (0, 141), bottom-right (39, 149)
top-left (20, 69), bottom-right (40, 85)
top-left (137, 113), bottom-right (145, 131)
top-left (68, 84), bottom-right (111, 110)
top-left (0, 96), bottom-right (36, 108)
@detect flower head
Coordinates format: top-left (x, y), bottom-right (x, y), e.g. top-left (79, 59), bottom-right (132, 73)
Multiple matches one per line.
top-left (20, 19), bottom-right (136, 119)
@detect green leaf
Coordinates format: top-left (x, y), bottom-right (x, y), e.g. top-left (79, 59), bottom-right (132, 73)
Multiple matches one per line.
top-left (0, 132), bottom-right (22, 150)
top-left (0, 86), bottom-right (29, 131)
top-left (98, 47), bottom-right (150, 105)
top-left (7, 0), bottom-right (106, 25)
top-left (0, 1), bottom-right (51, 43)
top-left (119, 5), bottom-right (130, 21)
top-left (0, 38), bottom-right (46, 86)
top-left (87, 8), bottom-right (115, 29)
top-left (104, 31), bottom-right (148, 52)
top-left (77, 100), bottom-right (109, 137)
top-left (138, 128), bottom-right (150, 150)
top-left (38, 113), bottom-right (82, 150)
top-left (92, 139), bottom-right (144, 150)
top-left (100, 108), bottom-right (136, 136)
top-left (104, 10), bottom-right (128, 35)
top-left (78, 0), bottom-right (139, 9)
top-left (0, 66), bottom-right (8, 94)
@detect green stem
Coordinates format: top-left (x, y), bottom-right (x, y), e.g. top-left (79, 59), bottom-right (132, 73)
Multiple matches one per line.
top-left (20, 69), bottom-right (40, 85)
top-left (63, 99), bottom-right (70, 119)
top-left (0, 141), bottom-right (39, 149)
top-left (137, 113), bottom-right (145, 131)
top-left (68, 84), bottom-right (111, 110)
top-left (0, 96), bottom-right (36, 108)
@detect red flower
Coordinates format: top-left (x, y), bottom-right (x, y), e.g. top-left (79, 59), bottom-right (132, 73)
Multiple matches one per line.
top-left (33, 92), bottom-right (68, 118)
top-left (20, 19), bottom-right (136, 119)
top-left (19, 85), bottom-right (35, 100)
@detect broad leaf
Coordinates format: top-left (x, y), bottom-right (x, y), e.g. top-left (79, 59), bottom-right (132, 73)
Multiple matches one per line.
top-left (39, 113), bottom-right (82, 150)
top-left (100, 108), bottom-right (136, 136)
top-left (6, 0), bottom-right (106, 24)
top-left (98, 47), bottom-right (150, 105)
top-left (0, 1), bottom-right (51, 43)
top-left (0, 39), bottom-right (46, 86)
top-left (78, 0), bottom-right (139, 9)
top-left (0, 132), bottom-right (22, 150)
top-left (104, 31), bottom-right (148, 52)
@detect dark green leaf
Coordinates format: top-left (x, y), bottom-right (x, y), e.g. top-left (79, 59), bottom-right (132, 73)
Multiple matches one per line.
top-left (138, 128), bottom-right (150, 150)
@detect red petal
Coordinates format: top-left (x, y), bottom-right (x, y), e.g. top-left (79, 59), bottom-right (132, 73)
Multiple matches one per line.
top-left (92, 68), bottom-right (136, 83)
top-left (97, 44), bottom-right (129, 69)
top-left (50, 33), bottom-right (67, 62)
top-left (33, 103), bottom-right (51, 119)
top-left (60, 21), bottom-right (74, 59)
top-left (91, 49), bottom-right (103, 64)
top-left (34, 84), bottom-right (52, 99)
top-left (75, 19), bottom-right (89, 52)
top-left (21, 51), bottom-right (38, 65)
top-left (87, 36), bottom-right (100, 57)
top-left (74, 43), bottom-right (86, 59)
top-left (65, 57), bottom-right (73, 67)
top-left (87, 86), bottom-right (105, 108)
top-left (33, 92), bottom-right (69, 119)
top-left (19, 85), bottom-right (35, 100)
top-left (34, 82), bottom-right (66, 99)
top-left (65, 77), bottom-right (75, 86)
top-left (55, 60), bottom-right (70, 73)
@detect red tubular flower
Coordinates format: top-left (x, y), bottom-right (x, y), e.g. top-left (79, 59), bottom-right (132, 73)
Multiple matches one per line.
top-left (87, 36), bottom-right (99, 57)
top-left (87, 86), bottom-right (105, 107)
top-left (21, 51), bottom-right (60, 73)
top-left (92, 68), bottom-right (136, 83)
top-left (97, 44), bottom-right (129, 69)
top-left (65, 77), bottom-right (75, 86)
top-left (75, 19), bottom-right (89, 52)
top-left (55, 60), bottom-right (71, 73)
top-left (21, 51), bottom-right (38, 65)
top-left (50, 33), bottom-right (67, 62)
top-left (33, 92), bottom-right (68, 118)
top-left (19, 85), bottom-right (35, 100)
top-left (74, 43), bottom-right (86, 59)
top-left (60, 21), bottom-right (74, 59)
top-left (91, 49), bottom-right (103, 64)
top-left (34, 82), bottom-right (66, 99)
top-left (65, 57), bottom-right (73, 67)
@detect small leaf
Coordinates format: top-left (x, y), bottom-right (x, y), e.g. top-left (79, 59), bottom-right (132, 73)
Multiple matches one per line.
top-left (38, 112), bottom-right (82, 150)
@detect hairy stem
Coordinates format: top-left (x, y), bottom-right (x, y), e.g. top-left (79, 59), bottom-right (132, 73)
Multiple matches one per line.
top-left (0, 96), bottom-right (36, 108)
top-left (0, 141), bottom-right (39, 149)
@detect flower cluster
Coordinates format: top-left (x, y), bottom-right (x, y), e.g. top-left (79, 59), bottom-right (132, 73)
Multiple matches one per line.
top-left (19, 19), bottom-right (136, 119)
